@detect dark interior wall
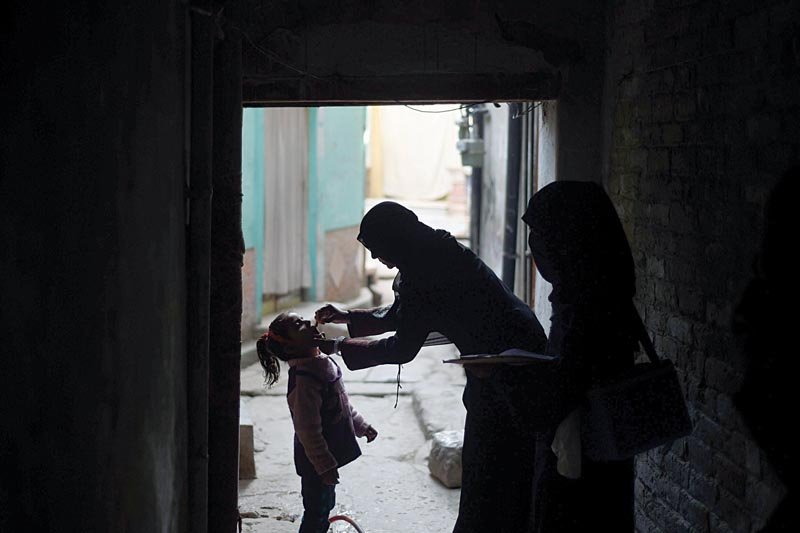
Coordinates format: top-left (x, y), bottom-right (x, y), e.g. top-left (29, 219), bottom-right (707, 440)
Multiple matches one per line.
top-left (236, 0), bottom-right (603, 105)
top-left (603, 1), bottom-right (799, 530)
top-left (1, 2), bottom-right (189, 531)
top-left (237, 0), bottom-right (606, 175)
top-left (495, 1), bottom-right (607, 182)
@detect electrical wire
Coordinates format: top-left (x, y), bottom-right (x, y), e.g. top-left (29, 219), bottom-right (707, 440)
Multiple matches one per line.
top-left (401, 101), bottom-right (539, 117)
top-left (401, 103), bottom-right (487, 113)
top-left (512, 101), bottom-right (542, 119)
top-left (232, 23), bottom-right (324, 81)
top-left (211, 2), bottom-right (321, 82)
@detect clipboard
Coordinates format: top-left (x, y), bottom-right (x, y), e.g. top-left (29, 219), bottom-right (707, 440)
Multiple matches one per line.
top-left (443, 348), bottom-right (557, 366)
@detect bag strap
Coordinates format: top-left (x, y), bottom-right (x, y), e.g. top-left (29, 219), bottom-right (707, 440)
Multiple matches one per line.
top-left (632, 305), bottom-right (660, 364)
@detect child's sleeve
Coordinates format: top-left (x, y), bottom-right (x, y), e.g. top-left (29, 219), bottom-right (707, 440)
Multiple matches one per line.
top-left (347, 393), bottom-right (371, 438)
top-left (288, 377), bottom-right (338, 475)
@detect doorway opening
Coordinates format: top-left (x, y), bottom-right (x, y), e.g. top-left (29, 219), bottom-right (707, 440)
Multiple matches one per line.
top-left (235, 101), bottom-right (547, 532)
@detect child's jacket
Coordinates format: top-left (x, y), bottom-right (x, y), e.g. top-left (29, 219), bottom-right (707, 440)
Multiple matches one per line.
top-left (286, 354), bottom-right (369, 477)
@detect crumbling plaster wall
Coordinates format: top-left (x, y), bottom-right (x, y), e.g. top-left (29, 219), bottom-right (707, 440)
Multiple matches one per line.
top-left (1, 2), bottom-right (189, 531)
top-left (603, 0), bottom-right (800, 530)
top-left (236, 0), bottom-right (553, 80)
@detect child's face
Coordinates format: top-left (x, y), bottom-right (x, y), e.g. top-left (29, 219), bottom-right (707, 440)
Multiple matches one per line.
top-left (282, 312), bottom-right (323, 351)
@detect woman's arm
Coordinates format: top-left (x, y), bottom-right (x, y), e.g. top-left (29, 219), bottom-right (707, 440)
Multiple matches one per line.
top-left (317, 274), bottom-right (405, 337)
top-left (339, 293), bottom-right (429, 370)
top-left (315, 302), bottom-right (400, 337)
top-left (339, 327), bottom-right (428, 370)
top-left (347, 303), bottom-right (399, 337)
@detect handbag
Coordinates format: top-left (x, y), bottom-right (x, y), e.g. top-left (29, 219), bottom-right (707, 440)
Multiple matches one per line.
top-left (580, 307), bottom-right (693, 461)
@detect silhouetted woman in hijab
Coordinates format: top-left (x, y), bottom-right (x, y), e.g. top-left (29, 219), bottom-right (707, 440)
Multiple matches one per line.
top-left (315, 201), bottom-right (548, 533)
top-left (522, 181), bottom-right (636, 532)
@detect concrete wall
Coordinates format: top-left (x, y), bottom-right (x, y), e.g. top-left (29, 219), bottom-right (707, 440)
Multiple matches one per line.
top-left (603, 1), bottom-right (800, 530)
top-left (531, 102), bottom-right (558, 333)
top-left (241, 249), bottom-right (259, 339)
top-left (0, 2), bottom-right (189, 531)
top-left (308, 107), bottom-right (367, 301)
top-left (477, 104), bottom-right (510, 276)
top-left (323, 226), bottom-right (365, 303)
top-left (241, 109), bottom-right (266, 335)
top-left (316, 107), bottom-right (368, 232)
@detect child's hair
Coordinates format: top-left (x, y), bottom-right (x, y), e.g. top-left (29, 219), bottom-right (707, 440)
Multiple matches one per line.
top-left (256, 312), bottom-right (293, 387)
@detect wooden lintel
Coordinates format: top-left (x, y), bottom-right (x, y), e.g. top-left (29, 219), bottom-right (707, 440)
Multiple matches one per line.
top-left (241, 72), bottom-right (560, 106)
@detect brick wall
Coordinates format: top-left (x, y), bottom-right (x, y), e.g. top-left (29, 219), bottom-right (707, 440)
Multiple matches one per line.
top-left (603, 0), bottom-right (799, 530)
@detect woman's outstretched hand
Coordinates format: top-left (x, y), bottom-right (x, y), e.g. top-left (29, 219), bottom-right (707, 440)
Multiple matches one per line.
top-left (315, 304), bottom-right (350, 324)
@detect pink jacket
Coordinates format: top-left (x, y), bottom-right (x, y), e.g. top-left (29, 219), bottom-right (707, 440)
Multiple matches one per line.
top-left (287, 354), bottom-right (371, 474)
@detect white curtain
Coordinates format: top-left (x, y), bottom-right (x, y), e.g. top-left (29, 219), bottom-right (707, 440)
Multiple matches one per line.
top-left (262, 108), bottom-right (311, 295)
top-left (380, 105), bottom-right (462, 201)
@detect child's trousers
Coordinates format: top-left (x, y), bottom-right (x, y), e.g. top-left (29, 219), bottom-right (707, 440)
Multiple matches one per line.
top-left (299, 474), bottom-right (335, 533)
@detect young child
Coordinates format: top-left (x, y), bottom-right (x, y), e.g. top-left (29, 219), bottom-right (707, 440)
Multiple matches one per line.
top-left (256, 312), bottom-right (377, 533)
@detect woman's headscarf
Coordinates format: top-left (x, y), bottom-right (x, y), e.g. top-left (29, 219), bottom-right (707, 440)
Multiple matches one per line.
top-left (357, 201), bottom-right (436, 269)
top-left (522, 181), bottom-right (635, 303)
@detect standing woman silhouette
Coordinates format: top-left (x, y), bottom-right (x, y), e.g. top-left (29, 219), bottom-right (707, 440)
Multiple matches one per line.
top-left (522, 181), bottom-right (637, 532)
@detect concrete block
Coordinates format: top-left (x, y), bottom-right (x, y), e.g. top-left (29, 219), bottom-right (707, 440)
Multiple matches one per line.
top-left (240, 398), bottom-right (256, 480)
top-left (428, 430), bottom-right (463, 488)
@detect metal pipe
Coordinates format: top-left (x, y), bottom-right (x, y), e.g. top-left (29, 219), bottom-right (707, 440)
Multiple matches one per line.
top-left (502, 103), bottom-right (522, 289)
top-left (208, 26), bottom-right (243, 533)
top-left (186, 3), bottom-right (214, 532)
top-left (469, 106), bottom-right (485, 255)
top-left (528, 106), bottom-right (540, 305)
